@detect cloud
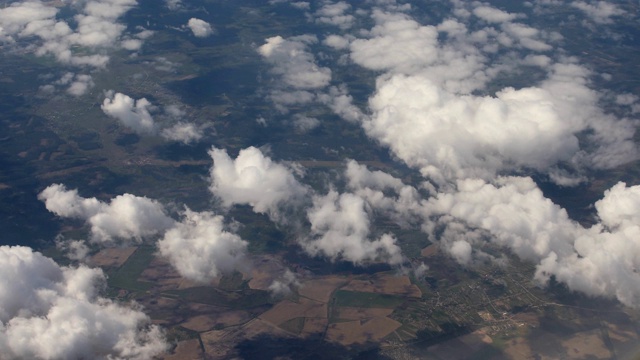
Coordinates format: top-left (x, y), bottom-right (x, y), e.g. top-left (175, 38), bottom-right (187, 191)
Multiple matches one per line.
top-left (314, 1), bottom-right (355, 30)
top-left (0, 0), bottom-right (145, 68)
top-left (571, 1), bottom-right (625, 24)
top-left (101, 92), bottom-right (157, 135)
top-left (292, 114), bottom-right (320, 133)
top-left (66, 74), bottom-right (95, 96)
top-left (303, 190), bottom-right (403, 265)
top-left (268, 269), bottom-right (300, 297)
top-left (208, 147), bottom-right (309, 221)
top-left (258, 35), bottom-right (332, 90)
top-left (39, 184), bottom-right (175, 245)
top-left (472, 6), bottom-right (519, 23)
top-left (0, 246), bottom-right (167, 359)
top-left (187, 18), bottom-right (213, 38)
top-left (161, 122), bottom-right (204, 144)
top-left (157, 209), bottom-right (247, 283)
top-left (424, 177), bottom-right (640, 307)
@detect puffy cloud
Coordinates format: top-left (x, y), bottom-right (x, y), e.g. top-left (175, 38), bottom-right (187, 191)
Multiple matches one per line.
top-left (39, 184), bottom-right (175, 245)
top-left (0, 246), bottom-right (167, 359)
top-left (303, 190), bottom-right (404, 265)
top-left (363, 61), bottom-right (637, 185)
top-left (472, 6), bottom-right (519, 23)
top-left (314, 1), bottom-right (355, 30)
top-left (66, 74), bottom-right (95, 96)
top-left (209, 147), bottom-right (309, 220)
top-left (258, 35), bottom-right (332, 90)
top-left (292, 114), bottom-right (320, 133)
top-left (101, 92), bottom-right (157, 135)
top-left (0, 0), bottom-right (144, 68)
top-left (157, 209), bottom-right (247, 283)
top-left (425, 177), bottom-right (640, 308)
top-left (571, 1), bottom-right (625, 24)
top-left (187, 18), bottom-right (213, 38)
top-left (267, 269), bottom-right (300, 297)
top-left (161, 122), bottom-right (204, 144)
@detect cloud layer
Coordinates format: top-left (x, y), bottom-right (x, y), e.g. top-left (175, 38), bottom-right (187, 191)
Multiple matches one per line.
top-left (0, 246), bottom-right (167, 359)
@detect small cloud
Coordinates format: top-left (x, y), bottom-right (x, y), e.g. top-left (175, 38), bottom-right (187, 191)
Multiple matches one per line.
top-left (101, 91), bottom-right (157, 135)
top-left (187, 18), bottom-right (213, 38)
top-left (161, 122), bottom-right (203, 144)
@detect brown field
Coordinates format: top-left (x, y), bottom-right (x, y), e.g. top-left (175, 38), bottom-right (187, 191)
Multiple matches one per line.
top-left (181, 310), bottom-right (252, 332)
top-left (342, 274), bottom-right (422, 298)
top-left (90, 247), bottom-right (136, 268)
top-left (301, 317), bottom-right (328, 337)
top-left (137, 257), bottom-right (201, 291)
top-left (299, 276), bottom-right (350, 302)
top-left (162, 339), bottom-right (203, 360)
top-left (421, 244), bottom-right (438, 257)
top-left (561, 330), bottom-right (611, 359)
top-left (243, 255), bottom-right (286, 291)
top-left (335, 307), bottom-right (393, 321)
top-left (502, 337), bottom-right (536, 360)
top-left (325, 317), bottom-right (402, 346)
top-left (201, 319), bottom-right (294, 359)
top-left (259, 298), bottom-right (327, 326)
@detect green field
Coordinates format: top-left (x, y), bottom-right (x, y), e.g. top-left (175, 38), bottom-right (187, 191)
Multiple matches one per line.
top-left (333, 290), bottom-right (405, 309)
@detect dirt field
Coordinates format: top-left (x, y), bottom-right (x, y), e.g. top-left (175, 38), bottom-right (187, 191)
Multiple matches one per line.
top-left (325, 317), bottom-right (402, 346)
top-left (421, 244), bottom-right (439, 257)
top-left (335, 307), bottom-right (393, 321)
top-left (299, 276), bottom-right (350, 302)
top-left (561, 330), bottom-right (611, 359)
top-left (301, 317), bottom-right (328, 337)
top-left (243, 254), bottom-right (287, 291)
top-left (90, 247), bottom-right (136, 268)
top-left (181, 310), bottom-right (253, 332)
top-left (162, 339), bottom-right (203, 360)
top-left (342, 274), bottom-right (422, 298)
top-left (259, 298), bottom-right (327, 326)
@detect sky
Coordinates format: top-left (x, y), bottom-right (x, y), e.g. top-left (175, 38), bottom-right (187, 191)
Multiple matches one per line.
top-left (0, 0), bottom-right (639, 358)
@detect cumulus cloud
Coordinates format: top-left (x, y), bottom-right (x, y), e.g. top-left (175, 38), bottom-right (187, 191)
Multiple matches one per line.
top-left (0, 246), bottom-right (167, 359)
top-left (303, 190), bottom-right (404, 265)
top-left (292, 114), bottom-right (320, 133)
top-left (209, 147), bottom-right (309, 221)
top-left (0, 0), bottom-right (145, 67)
top-left (39, 184), bottom-right (175, 245)
top-left (268, 269), bottom-right (300, 297)
top-left (187, 18), bottom-right (213, 38)
top-left (571, 1), bottom-right (625, 24)
top-left (161, 122), bottom-right (204, 144)
top-left (472, 6), bottom-right (519, 23)
top-left (423, 177), bottom-right (640, 307)
top-left (102, 92), bottom-right (157, 135)
top-left (258, 35), bottom-right (332, 90)
top-left (157, 209), bottom-right (247, 283)
top-left (314, 1), bottom-right (355, 30)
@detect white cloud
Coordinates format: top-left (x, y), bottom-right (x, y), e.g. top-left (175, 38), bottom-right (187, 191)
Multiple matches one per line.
top-left (0, 246), bottom-right (167, 359)
top-left (292, 114), bottom-right (320, 133)
top-left (101, 92), bottom-right (157, 135)
top-left (267, 269), bottom-right (300, 297)
top-left (157, 209), bottom-right (247, 283)
top-left (0, 0), bottom-right (143, 68)
top-left (472, 6), bottom-right (519, 23)
top-left (161, 122), bottom-right (203, 144)
top-left (304, 190), bottom-right (404, 265)
top-left (209, 147), bottom-right (309, 221)
top-left (39, 184), bottom-right (175, 245)
top-left (66, 74), bottom-right (95, 96)
top-left (314, 1), bottom-right (355, 30)
top-left (187, 18), bottom-right (213, 38)
top-left (425, 177), bottom-right (640, 308)
top-left (571, 1), bottom-right (625, 24)
top-left (258, 35), bottom-right (332, 90)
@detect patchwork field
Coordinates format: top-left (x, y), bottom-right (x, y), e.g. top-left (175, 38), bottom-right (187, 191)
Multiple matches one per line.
top-left (325, 317), bottom-right (402, 346)
top-left (90, 246), bottom-right (136, 268)
top-left (342, 273), bottom-right (422, 298)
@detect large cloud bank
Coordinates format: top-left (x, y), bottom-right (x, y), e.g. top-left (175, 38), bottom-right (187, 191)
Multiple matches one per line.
top-left (0, 246), bottom-right (167, 359)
